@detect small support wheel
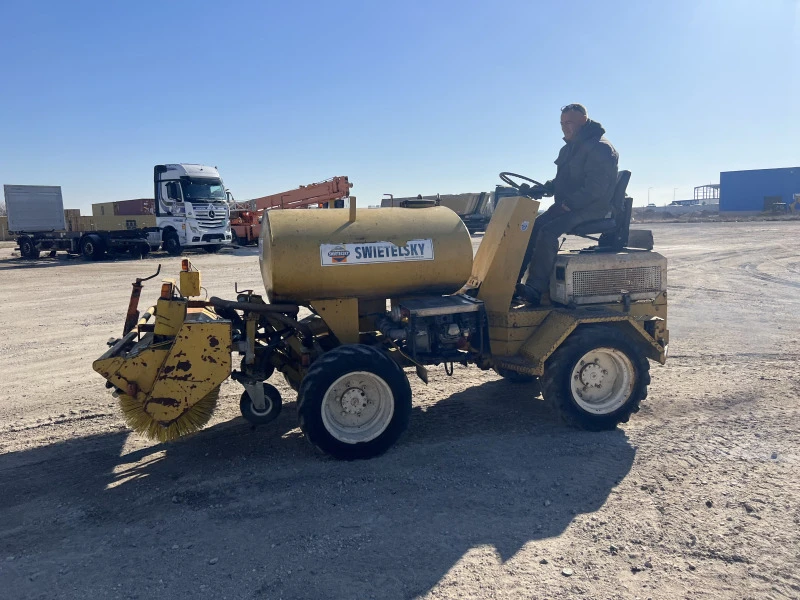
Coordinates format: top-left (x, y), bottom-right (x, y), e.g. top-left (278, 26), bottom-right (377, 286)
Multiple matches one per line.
top-left (240, 382), bottom-right (283, 425)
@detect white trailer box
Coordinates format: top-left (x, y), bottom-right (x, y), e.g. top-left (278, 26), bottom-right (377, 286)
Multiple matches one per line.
top-left (4, 185), bottom-right (66, 233)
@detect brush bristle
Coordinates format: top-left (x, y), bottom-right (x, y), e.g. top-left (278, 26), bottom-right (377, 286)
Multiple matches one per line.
top-left (118, 388), bottom-right (220, 442)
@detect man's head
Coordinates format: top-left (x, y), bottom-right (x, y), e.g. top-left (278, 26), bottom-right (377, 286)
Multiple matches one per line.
top-left (560, 103), bottom-right (588, 141)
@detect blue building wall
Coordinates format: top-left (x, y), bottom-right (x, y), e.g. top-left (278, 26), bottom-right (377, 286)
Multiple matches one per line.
top-left (719, 167), bottom-right (800, 212)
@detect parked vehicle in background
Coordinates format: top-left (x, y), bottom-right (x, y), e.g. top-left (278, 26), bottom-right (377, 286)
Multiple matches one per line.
top-left (153, 164), bottom-right (233, 254)
top-left (4, 163), bottom-right (234, 260)
top-left (5, 185), bottom-right (158, 260)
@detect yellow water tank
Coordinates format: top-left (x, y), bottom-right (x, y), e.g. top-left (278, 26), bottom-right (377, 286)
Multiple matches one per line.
top-left (260, 207), bottom-right (473, 302)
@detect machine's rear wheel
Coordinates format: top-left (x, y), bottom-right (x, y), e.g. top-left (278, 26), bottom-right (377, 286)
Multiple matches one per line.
top-left (298, 345), bottom-right (412, 460)
top-left (542, 326), bottom-right (649, 431)
top-left (19, 236), bottom-right (40, 259)
top-left (240, 382), bottom-right (283, 425)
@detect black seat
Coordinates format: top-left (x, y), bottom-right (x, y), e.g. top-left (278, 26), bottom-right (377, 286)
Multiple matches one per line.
top-left (568, 170), bottom-right (632, 251)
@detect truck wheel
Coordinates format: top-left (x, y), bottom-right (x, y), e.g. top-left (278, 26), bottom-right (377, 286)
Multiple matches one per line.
top-left (19, 237), bottom-right (40, 259)
top-left (240, 383), bottom-right (283, 425)
top-left (163, 232), bottom-right (182, 256)
top-left (129, 243), bottom-right (150, 257)
top-left (298, 344), bottom-right (412, 460)
top-left (81, 235), bottom-right (105, 260)
top-left (203, 244), bottom-right (221, 253)
top-left (542, 326), bottom-right (650, 431)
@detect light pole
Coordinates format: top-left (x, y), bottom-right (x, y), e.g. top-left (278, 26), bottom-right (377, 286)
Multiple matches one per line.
top-left (648, 187), bottom-right (653, 205)
top-left (673, 188), bottom-right (678, 203)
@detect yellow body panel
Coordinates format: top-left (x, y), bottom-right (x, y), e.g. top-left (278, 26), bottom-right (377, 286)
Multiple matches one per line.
top-left (179, 271), bottom-right (202, 297)
top-left (311, 298), bottom-right (360, 344)
top-left (145, 320), bottom-right (232, 423)
top-left (468, 196), bottom-right (539, 315)
top-left (260, 206), bottom-right (473, 302)
top-left (154, 297), bottom-right (186, 336)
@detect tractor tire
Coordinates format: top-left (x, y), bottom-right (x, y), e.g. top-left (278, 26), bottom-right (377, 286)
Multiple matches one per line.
top-left (203, 244), bottom-right (221, 253)
top-left (298, 344), bottom-right (412, 460)
top-left (240, 382), bottom-right (283, 425)
top-left (541, 325), bottom-right (650, 431)
top-left (81, 235), bottom-right (105, 261)
top-left (163, 232), bottom-right (182, 256)
top-left (19, 236), bottom-right (40, 259)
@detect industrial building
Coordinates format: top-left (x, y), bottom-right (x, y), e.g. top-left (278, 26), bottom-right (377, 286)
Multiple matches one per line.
top-left (720, 167), bottom-right (800, 213)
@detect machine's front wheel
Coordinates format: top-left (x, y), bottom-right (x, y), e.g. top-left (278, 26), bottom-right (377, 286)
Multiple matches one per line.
top-left (240, 382), bottom-right (283, 425)
top-left (298, 345), bottom-right (411, 460)
top-left (542, 326), bottom-right (649, 431)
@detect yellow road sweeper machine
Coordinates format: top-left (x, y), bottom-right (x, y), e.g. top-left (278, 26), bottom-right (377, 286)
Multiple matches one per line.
top-left (94, 171), bottom-right (668, 460)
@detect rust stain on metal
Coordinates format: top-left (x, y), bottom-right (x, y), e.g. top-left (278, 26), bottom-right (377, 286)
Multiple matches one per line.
top-left (208, 336), bottom-right (219, 348)
top-left (148, 397), bottom-right (181, 408)
top-left (201, 355), bottom-right (218, 364)
top-left (175, 361), bottom-right (192, 371)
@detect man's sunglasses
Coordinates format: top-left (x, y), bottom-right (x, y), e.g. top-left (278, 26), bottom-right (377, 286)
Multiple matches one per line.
top-left (561, 104), bottom-right (587, 115)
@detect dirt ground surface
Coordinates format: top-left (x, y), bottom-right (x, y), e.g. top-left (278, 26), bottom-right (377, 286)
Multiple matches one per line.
top-left (1, 222), bottom-right (798, 600)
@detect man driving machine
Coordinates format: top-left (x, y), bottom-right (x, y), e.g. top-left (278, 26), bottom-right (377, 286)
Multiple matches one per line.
top-left (515, 103), bottom-right (619, 305)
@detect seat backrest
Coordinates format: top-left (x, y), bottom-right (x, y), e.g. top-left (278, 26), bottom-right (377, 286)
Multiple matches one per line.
top-left (610, 170), bottom-right (632, 219)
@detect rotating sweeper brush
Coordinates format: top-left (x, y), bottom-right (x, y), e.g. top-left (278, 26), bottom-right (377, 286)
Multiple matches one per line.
top-left (94, 261), bottom-right (232, 442)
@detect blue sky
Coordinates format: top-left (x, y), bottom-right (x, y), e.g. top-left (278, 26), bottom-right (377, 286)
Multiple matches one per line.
top-left (1, 0), bottom-right (798, 211)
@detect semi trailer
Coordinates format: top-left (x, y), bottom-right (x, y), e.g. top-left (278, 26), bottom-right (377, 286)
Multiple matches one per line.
top-left (5, 163), bottom-right (233, 260)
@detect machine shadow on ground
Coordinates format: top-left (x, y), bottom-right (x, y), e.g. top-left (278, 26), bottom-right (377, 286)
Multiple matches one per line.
top-left (0, 379), bottom-right (635, 599)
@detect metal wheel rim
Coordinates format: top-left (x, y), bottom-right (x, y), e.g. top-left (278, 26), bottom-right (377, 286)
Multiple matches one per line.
top-left (249, 393), bottom-right (274, 417)
top-left (321, 371), bottom-right (394, 444)
top-left (84, 241), bottom-right (94, 254)
top-left (569, 347), bottom-right (634, 414)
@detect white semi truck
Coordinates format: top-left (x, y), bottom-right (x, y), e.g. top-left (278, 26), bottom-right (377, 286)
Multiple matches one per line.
top-left (4, 163), bottom-right (233, 260)
top-left (153, 163), bottom-right (233, 254)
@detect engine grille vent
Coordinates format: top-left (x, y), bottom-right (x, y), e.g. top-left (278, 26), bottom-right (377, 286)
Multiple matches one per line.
top-left (572, 266), bottom-right (662, 297)
top-left (194, 203), bottom-right (228, 230)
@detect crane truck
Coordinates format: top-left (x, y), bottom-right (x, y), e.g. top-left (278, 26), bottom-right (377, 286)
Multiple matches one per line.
top-left (5, 164), bottom-right (233, 260)
top-left (229, 176), bottom-right (352, 245)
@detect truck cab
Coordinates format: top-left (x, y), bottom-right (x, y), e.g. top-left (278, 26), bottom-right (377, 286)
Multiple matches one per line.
top-left (154, 164), bottom-right (233, 254)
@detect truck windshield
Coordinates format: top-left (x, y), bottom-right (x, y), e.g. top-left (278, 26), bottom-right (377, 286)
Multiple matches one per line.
top-left (180, 178), bottom-right (227, 202)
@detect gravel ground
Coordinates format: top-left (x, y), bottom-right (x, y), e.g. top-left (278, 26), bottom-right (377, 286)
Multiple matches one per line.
top-left (0, 222), bottom-right (798, 599)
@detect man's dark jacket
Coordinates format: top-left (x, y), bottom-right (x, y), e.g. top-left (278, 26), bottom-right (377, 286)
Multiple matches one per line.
top-left (545, 120), bottom-right (618, 214)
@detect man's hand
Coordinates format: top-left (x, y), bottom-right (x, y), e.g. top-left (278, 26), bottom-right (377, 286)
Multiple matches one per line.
top-left (518, 183), bottom-right (545, 200)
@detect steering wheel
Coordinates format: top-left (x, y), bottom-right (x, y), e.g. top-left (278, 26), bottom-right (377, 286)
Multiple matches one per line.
top-left (499, 172), bottom-right (544, 189)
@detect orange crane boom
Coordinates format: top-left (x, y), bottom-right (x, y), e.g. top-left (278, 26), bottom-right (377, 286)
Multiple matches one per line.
top-left (250, 176), bottom-right (352, 211)
top-left (229, 176), bottom-right (352, 245)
